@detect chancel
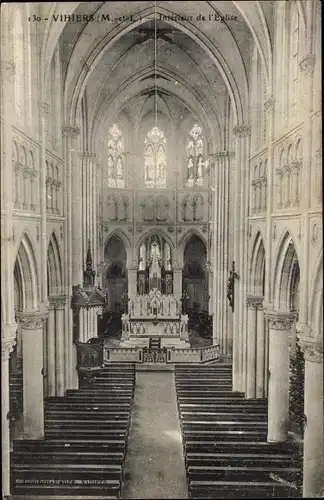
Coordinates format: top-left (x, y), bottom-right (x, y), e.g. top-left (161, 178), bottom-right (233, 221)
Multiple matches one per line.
top-left (1, 1), bottom-right (323, 499)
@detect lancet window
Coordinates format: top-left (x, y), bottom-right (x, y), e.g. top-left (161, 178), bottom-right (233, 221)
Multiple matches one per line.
top-left (107, 124), bottom-right (125, 188)
top-left (144, 127), bottom-right (166, 188)
top-left (186, 124), bottom-right (207, 187)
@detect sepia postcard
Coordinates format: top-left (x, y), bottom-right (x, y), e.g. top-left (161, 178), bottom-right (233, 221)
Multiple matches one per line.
top-left (1, 1), bottom-right (322, 499)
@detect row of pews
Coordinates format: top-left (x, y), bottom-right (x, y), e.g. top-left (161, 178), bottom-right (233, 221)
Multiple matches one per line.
top-left (175, 364), bottom-right (303, 499)
top-left (10, 363), bottom-right (135, 499)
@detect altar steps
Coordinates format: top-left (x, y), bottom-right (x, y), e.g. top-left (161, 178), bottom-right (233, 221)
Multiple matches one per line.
top-left (175, 365), bottom-right (302, 499)
top-left (10, 364), bottom-right (136, 498)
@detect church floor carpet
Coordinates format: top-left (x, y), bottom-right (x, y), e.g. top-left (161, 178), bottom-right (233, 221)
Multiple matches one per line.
top-left (123, 372), bottom-right (188, 499)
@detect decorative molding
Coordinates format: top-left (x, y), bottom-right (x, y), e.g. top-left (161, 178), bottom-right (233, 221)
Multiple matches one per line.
top-left (40, 101), bottom-right (49, 116)
top-left (127, 260), bottom-right (138, 271)
top-left (266, 311), bottom-right (297, 330)
top-left (79, 151), bottom-right (96, 159)
top-left (247, 295), bottom-right (264, 309)
top-left (233, 125), bottom-right (251, 138)
top-left (299, 337), bottom-right (323, 363)
top-left (30, 169), bottom-right (38, 179)
top-left (16, 311), bottom-right (48, 330)
top-left (1, 323), bottom-right (17, 361)
top-left (264, 98), bottom-right (275, 112)
top-left (1, 60), bottom-right (16, 77)
top-left (48, 295), bottom-right (66, 310)
top-left (14, 161), bottom-right (22, 174)
top-left (210, 151), bottom-right (235, 159)
top-left (299, 54), bottom-right (316, 75)
top-left (62, 126), bottom-right (80, 138)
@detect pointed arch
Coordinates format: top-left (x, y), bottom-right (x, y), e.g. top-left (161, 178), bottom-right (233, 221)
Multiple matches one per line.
top-left (178, 229), bottom-right (207, 268)
top-left (136, 229), bottom-right (175, 259)
top-left (272, 230), bottom-right (300, 311)
top-left (14, 232), bottom-right (39, 311)
top-left (47, 231), bottom-right (63, 296)
top-left (103, 229), bottom-right (132, 267)
top-left (249, 231), bottom-right (266, 295)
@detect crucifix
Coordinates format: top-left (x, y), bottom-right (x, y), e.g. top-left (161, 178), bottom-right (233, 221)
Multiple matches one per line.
top-left (227, 261), bottom-right (239, 312)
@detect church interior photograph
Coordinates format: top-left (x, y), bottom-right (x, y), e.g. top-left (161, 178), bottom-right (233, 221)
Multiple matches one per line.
top-left (1, 1), bottom-right (322, 498)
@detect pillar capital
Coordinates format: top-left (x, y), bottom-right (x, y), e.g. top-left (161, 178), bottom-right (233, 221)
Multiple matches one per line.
top-left (62, 126), bottom-right (80, 138)
top-left (264, 98), bottom-right (275, 113)
top-left (210, 151), bottom-right (235, 160)
top-left (233, 125), bottom-right (251, 138)
top-left (127, 261), bottom-right (138, 271)
top-left (1, 324), bottom-right (17, 361)
top-left (265, 311), bottom-right (297, 330)
top-left (299, 54), bottom-right (316, 76)
top-left (49, 295), bottom-right (67, 310)
top-left (299, 337), bottom-right (323, 363)
top-left (246, 295), bottom-right (264, 309)
top-left (78, 151), bottom-right (96, 159)
top-left (16, 311), bottom-right (48, 330)
top-left (0, 60), bottom-right (15, 79)
top-left (39, 100), bottom-right (49, 116)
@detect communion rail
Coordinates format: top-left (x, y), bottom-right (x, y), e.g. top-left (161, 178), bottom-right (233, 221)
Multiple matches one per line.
top-left (75, 342), bottom-right (220, 369)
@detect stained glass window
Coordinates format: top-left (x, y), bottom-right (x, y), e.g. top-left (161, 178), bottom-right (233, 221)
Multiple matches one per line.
top-left (108, 124), bottom-right (125, 188)
top-left (144, 127), bottom-right (166, 188)
top-left (186, 124), bottom-right (208, 187)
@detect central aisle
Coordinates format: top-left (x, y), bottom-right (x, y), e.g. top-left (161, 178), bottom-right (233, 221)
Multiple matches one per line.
top-left (123, 371), bottom-right (188, 499)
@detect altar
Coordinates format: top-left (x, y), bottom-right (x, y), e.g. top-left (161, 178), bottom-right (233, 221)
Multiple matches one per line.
top-left (119, 289), bottom-right (190, 348)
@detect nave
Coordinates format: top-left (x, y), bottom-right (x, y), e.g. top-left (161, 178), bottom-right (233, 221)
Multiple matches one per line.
top-left (9, 361), bottom-right (303, 499)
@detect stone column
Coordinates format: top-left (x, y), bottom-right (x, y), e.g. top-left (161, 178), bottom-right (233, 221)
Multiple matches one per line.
top-left (1, 326), bottom-right (17, 498)
top-left (232, 125), bottom-right (251, 393)
top-left (54, 297), bottom-right (66, 396)
top-left (47, 301), bottom-right (56, 396)
top-left (246, 296), bottom-right (263, 399)
top-left (14, 163), bottom-right (22, 208)
top-left (18, 311), bottom-right (47, 439)
top-left (62, 126), bottom-right (80, 391)
top-left (173, 266), bottom-right (183, 304)
top-left (299, 336), bottom-right (324, 498)
top-left (266, 311), bottom-right (295, 442)
top-left (127, 263), bottom-right (138, 298)
top-left (256, 304), bottom-right (265, 398)
top-left (30, 170), bottom-right (38, 211)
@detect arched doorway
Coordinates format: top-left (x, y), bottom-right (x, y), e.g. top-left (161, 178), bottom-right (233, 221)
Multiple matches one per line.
top-left (273, 233), bottom-right (302, 436)
top-left (10, 233), bottom-right (40, 440)
top-left (248, 232), bottom-right (266, 398)
top-left (182, 234), bottom-right (209, 336)
top-left (101, 234), bottom-right (128, 337)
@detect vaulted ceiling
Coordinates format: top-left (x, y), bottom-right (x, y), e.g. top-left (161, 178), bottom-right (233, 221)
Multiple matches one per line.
top-left (41, 1), bottom-right (274, 148)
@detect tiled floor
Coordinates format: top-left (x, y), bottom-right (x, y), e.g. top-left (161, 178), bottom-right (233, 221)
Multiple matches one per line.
top-left (123, 372), bottom-right (188, 499)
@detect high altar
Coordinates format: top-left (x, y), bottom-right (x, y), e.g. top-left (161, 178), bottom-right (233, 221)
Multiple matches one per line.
top-left (119, 235), bottom-right (190, 348)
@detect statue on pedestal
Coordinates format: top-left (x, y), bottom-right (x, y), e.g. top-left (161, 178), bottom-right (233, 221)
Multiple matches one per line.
top-left (149, 239), bottom-right (162, 290)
